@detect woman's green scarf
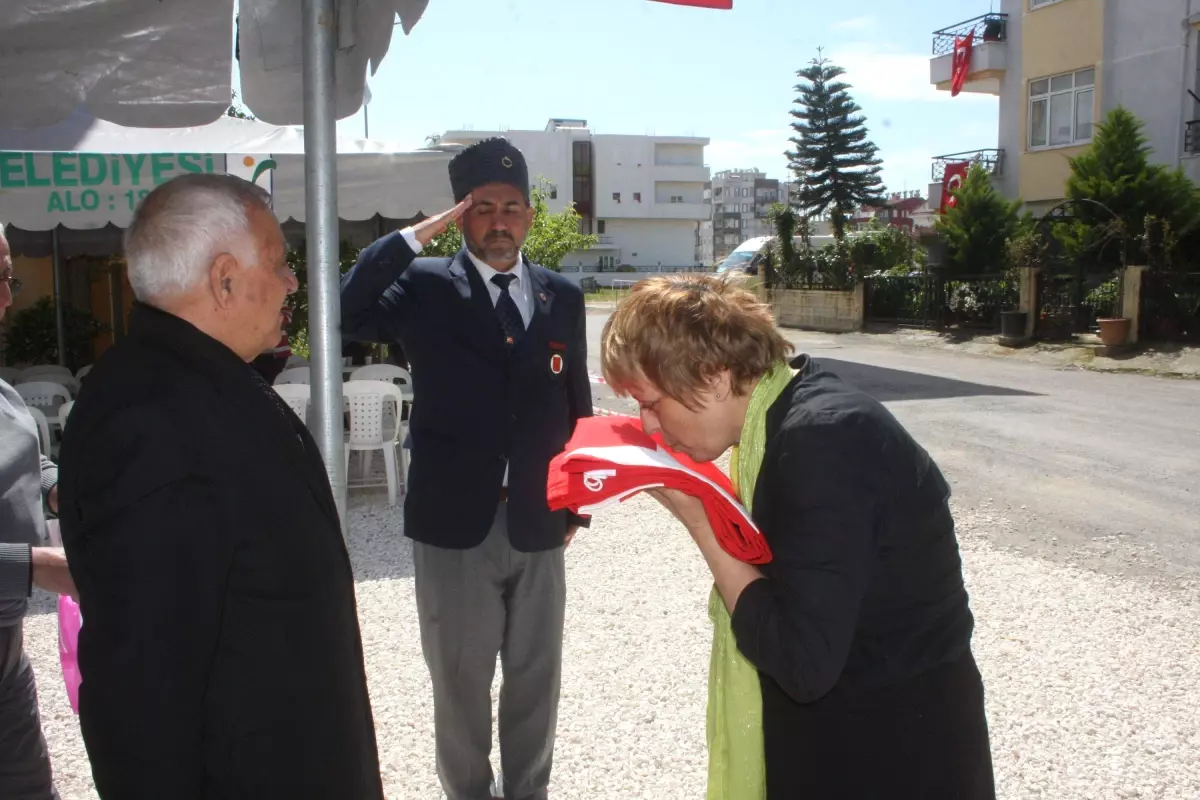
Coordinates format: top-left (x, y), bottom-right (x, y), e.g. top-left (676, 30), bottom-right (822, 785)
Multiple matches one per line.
top-left (706, 361), bottom-right (797, 800)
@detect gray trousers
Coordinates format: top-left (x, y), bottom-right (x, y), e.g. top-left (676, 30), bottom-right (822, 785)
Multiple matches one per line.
top-left (414, 504), bottom-right (566, 800)
top-left (0, 622), bottom-right (58, 800)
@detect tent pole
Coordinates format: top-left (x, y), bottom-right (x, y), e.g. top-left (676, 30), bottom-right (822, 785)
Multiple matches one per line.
top-left (51, 225), bottom-right (67, 367)
top-left (302, 0), bottom-right (348, 535)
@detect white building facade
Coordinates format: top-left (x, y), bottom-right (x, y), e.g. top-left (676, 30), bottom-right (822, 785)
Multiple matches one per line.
top-left (708, 169), bottom-right (793, 262)
top-left (440, 119), bottom-right (710, 270)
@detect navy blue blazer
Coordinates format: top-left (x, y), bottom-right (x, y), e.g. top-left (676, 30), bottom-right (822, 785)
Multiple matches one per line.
top-left (340, 232), bottom-right (592, 552)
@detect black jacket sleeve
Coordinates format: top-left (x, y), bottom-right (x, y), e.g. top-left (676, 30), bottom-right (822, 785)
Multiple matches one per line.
top-left (565, 290), bottom-right (593, 529)
top-left (64, 409), bottom-right (235, 799)
top-left (730, 422), bottom-right (879, 704)
top-left (339, 230), bottom-right (420, 343)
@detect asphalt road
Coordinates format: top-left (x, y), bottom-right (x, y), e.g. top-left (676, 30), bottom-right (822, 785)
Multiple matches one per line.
top-left (585, 312), bottom-right (1200, 582)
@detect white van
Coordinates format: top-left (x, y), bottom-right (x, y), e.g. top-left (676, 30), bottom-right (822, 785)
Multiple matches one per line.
top-left (715, 234), bottom-right (843, 278)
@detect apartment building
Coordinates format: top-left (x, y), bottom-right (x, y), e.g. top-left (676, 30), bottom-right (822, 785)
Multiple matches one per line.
top-left (851, 191), bottom-right (935, 233)
top-left (929, 0), bottom-right (1200, 213)
top-left (440, 119), bottom-right (710, 269)
top-left (709, 169), bottom-right (793, 262)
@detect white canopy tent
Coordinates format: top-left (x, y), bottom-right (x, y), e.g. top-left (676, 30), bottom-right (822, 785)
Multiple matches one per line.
top-left (1, 0), bottom-right (433, 528)
top-left (0, 110), bottom-right (457, 231)
top-left (1, 0), bottom-right (430, 130)
top-left (0, 0), bottom-right (729, 528)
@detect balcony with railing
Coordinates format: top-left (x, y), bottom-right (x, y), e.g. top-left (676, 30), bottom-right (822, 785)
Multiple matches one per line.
top-left (1186, 121), bottom-right (1200, 155)
top-left (930, 13), bottom-right (1008, 96)
top-left (931, 149), bottom-right (1004, 182)
top-left (928, 149), bottom-right (1004, 209)
top-left (1183, 121), bottom-right (1200, 184)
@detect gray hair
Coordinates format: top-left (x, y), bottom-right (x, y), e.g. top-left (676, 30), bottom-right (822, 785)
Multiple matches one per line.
top-left (124, 173), bottom-right (272, 302)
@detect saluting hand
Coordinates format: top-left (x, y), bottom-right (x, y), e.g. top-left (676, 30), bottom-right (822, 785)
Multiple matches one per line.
top-left (413, 196), bottom-right (472, 247)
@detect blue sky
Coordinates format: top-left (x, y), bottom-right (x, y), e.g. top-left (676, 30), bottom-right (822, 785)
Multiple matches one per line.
top-left (323, 0), bottom-right (1000, 196)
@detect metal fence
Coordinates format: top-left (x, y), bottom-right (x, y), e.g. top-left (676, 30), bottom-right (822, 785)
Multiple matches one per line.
top-left (1139, 271), bottom-right (1200, 343)
top-left (932, 13), bottom-right (1008, 56)
top-left (1034, 271), bottom-right (1117, 339)
top-left (863, 271), bottom-right (1015, 333)
top-left (942, 273), bottom-right (1019, 331)
top-left (864, 274), bottom-right (940, 328)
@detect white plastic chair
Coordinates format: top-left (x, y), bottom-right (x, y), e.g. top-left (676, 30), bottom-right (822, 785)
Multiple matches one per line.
top-left (26, 406), bottom-right (52, 457)
top-left (349, 364), bottom-right (413, 432)
top-left (348, 363), bottom-right (412, 388)
top-left (0, 367), bottom-right (20, 383)
top-left (16, 372), bottom-right (79, 394)
top-left (58, 400), bottom-right (75, 430)
top-left (20, 365), bottom-right (73, 381)
top-left (76, 364), bottom-right (93, 381)
top-left (272, 384), bottom-right (310, 425)
top-left (273, 366), bottom-right (311, 386)
top-left (342, 380), bottom-right (407, 506)
top-left (16, 381), bottom-right (71, 419)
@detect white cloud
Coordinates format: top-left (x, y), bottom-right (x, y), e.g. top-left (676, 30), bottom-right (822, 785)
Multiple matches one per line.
top-left (832, 16), bottom-right (876, 32)
top-left (828, 43), bottom-right (997, 105)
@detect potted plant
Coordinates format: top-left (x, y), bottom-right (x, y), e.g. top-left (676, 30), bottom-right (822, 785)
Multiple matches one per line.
top-left (982, 16), bottom-right (1005, 42)
top-left (1089, 273), bottom-right (1128, 346)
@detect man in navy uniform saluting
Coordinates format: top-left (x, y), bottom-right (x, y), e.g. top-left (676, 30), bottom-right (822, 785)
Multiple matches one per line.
top-left (340, 138), bottom-right (592, 800)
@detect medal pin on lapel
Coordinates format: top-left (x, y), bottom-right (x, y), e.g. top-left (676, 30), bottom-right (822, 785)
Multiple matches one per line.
top-left (539, 292), bottom-right (547, 302)
top-left (550, 354), bottom-right (564, 375)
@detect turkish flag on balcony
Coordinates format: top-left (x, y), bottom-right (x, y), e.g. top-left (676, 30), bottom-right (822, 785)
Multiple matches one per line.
top-left (950, 32), bottom-right (975, 97)
top-left (939, 162), bottom-right (971, 214)
top-left (649, 0), bottom-right (733, 8)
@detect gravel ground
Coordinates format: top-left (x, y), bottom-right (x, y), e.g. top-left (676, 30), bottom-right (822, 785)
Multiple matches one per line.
top-left (23, 489), bottom-right (1200, 799)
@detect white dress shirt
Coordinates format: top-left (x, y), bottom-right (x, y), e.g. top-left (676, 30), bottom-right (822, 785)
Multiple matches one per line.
top-left (401, 228), bottom-right (532, 325)
top-left (400, 228), bottom-right (531, 487)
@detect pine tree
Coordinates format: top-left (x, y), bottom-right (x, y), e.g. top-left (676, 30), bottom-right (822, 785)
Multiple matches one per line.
top-left (786, 54), bottom-right (887, 241)
top-left (1066, 106), bottom-right (1200, 265)
top-left (934, 164), bottom-right (1022, 275)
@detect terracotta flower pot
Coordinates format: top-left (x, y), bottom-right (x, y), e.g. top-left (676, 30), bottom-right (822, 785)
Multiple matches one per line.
top-left (1096, 317), bottom-right (1131, 347)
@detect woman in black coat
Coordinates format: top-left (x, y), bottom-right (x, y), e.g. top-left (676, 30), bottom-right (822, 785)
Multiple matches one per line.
top-left (600, 275), bottom-right (995, 799)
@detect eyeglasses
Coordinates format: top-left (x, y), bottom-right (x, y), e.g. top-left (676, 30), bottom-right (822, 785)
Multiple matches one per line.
top-left (0, 274), bottom-right (22, 296)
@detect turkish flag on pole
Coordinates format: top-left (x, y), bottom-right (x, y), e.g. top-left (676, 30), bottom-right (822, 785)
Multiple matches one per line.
top-left (649, 0), bottom-right (733, 8)
top-left (939, 162), bottom-right (971, 214)
top-left (950, 32), bottom-right (975, 97)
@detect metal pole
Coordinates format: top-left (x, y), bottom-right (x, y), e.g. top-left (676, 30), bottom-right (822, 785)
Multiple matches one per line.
top-left (51, 226), bottom-right (68, 367)
top-left (302, 0), bottom-right (348, 534)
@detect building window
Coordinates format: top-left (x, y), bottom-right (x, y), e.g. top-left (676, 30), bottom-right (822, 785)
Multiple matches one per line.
top-left (714, 187), bottom-right (722, 196)
top-left (598, 220), bottom-right (606, 234)
top-left (1029, 68), bottom-right (1094, 149)
top-left (634, 192), bottom-right (642, 203)
top-left (612, 192), bottom-right (621, 202)
top-left (670, 195), bottom-right (684, 203)
top-left (549, 187), bottom-right (558, 199)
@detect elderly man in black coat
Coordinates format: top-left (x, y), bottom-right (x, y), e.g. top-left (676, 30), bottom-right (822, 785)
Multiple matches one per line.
top-left (57, 174), bottom-right (383, 799)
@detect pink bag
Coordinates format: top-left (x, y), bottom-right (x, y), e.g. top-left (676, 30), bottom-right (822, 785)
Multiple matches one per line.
top-left (57, 595), bottom-right (82, 714)
top-left (44, 520), bottom-right (82, 714)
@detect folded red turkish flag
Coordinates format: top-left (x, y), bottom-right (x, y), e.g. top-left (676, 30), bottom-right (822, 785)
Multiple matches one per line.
top-left (649, 0), bottom-right (733, 8)
top-left (548, 416), bottom-right (771, 564)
